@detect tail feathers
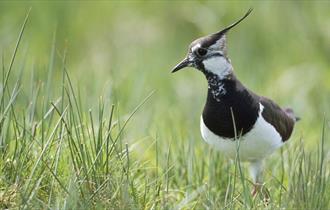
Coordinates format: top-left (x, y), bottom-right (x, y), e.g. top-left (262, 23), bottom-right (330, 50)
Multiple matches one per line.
top-left (284, 108), bottom-right (300, 122)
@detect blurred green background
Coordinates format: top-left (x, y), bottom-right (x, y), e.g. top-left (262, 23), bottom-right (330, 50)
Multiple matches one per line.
top-left (1, 1), bottom-right (330, 154)
top-left (1, 1), bottom-right (330, 208)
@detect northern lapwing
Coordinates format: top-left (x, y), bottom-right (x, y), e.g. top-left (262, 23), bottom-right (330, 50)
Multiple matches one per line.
top-left (171, 9), bottom-right (298, 196)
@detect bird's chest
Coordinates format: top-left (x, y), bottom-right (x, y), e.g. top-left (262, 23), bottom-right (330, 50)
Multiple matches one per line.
top-left (202, 85), bottom-right (259, 138)
top-left (200, 104), bottom-right (283, 161)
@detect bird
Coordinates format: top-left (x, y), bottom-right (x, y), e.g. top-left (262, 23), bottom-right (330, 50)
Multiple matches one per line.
top-left (171, 9), bottom-right (298, 196)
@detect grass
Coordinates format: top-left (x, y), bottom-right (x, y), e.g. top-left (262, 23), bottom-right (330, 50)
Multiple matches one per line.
top-left (1, 2), bottom-right (330, 209)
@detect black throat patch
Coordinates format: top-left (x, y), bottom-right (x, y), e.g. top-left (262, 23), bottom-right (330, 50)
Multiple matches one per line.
top-left (202, 72), bottom-right (260, 139)
top-left (206, 72), bottom-right (227, 102)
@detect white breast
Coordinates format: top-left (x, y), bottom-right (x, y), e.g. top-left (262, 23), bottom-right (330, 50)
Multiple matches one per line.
top-left (200, 103), bottom-right (283, 162)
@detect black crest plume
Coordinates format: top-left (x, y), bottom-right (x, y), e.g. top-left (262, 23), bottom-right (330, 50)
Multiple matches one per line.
top-left (215, 8), bottom-right (253, 36)
top-left (201, 8), bottom-right (253, 53)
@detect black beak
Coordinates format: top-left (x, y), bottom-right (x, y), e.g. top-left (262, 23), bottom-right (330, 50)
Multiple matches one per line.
top-left (171, 57), bottom-right (191, 73)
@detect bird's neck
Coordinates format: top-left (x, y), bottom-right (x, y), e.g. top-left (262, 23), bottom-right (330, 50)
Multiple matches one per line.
top-left (204, 70), bottom-right (235, 102)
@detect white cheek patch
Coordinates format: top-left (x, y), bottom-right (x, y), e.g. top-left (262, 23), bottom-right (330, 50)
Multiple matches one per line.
top-left (203, 56), bottom-right (232, 79)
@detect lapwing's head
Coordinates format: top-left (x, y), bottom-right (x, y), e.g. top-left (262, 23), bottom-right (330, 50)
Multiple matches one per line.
top-left (172, 9), bottom-right (252, 79)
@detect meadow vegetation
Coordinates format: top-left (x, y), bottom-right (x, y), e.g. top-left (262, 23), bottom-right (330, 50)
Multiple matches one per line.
top-left (0, 2), bottom-right (330, 209)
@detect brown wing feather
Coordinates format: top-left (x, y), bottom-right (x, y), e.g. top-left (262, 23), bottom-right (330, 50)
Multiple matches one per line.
top-left (260, 97), bottom-right (295, 142)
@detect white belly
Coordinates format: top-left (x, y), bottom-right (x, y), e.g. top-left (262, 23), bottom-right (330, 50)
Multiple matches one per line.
top-left (200, 103), bottom-right (283, 162)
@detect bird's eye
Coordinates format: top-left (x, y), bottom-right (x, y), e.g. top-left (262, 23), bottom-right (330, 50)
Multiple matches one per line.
top-left (196, 48), bottom-right (207, 57)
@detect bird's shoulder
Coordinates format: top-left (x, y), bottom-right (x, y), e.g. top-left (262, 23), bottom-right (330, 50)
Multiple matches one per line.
top-left (259, 96), bottom-right (295, 141)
